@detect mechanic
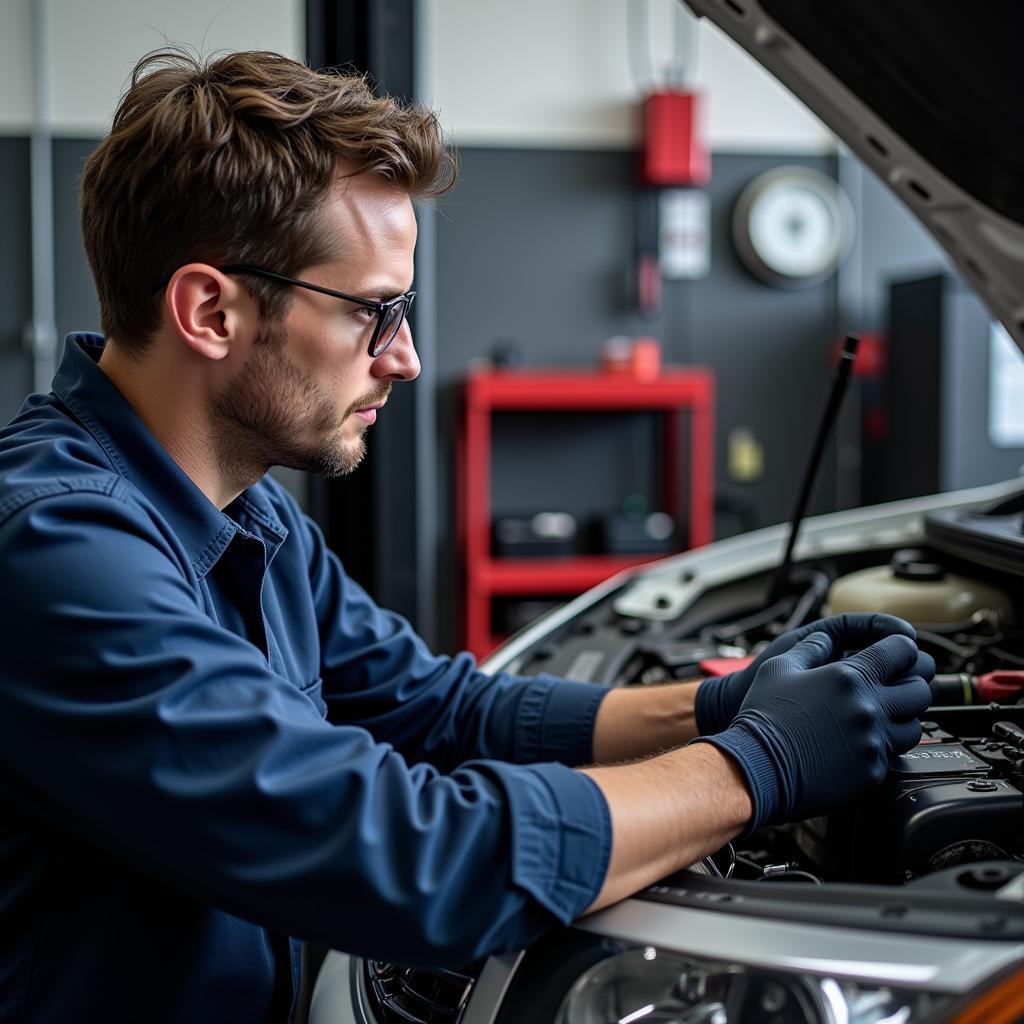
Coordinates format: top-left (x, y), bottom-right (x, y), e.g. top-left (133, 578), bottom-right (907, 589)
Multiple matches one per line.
top-left (0, 50), bottom-right (934, 1023)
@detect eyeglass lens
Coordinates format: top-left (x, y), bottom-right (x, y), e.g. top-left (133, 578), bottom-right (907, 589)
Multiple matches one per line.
top-left (374, 299), bottom-right (409, 356)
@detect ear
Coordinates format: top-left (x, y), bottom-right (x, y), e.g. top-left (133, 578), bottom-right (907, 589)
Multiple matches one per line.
top-left (163, 264), bottom-right (258, 361)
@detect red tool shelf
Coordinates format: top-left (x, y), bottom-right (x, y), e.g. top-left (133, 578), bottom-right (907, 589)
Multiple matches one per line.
top-left (459, 367), bottom-right (715, 660)
top-left (478, 554), bottom-right (667, 594)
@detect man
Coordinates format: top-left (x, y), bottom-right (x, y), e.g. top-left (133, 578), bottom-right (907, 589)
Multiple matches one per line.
top-left (0, 50), bottom-right (932, 1023)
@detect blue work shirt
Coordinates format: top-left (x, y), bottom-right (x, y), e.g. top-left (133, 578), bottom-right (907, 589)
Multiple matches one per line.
top-left (0, 334), bottom-right (613, 1024)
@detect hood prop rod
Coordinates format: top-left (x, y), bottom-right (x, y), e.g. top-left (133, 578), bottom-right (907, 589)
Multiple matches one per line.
top-left (768, 334), bottom-right (860, 606)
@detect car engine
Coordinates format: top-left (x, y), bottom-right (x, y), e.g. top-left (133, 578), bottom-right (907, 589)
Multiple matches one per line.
top-left (511, 523), bottom-right (1024, 891)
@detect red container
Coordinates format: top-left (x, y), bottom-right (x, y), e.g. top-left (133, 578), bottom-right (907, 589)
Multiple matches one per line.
top-left (639, 91), bottom-right (710, 187)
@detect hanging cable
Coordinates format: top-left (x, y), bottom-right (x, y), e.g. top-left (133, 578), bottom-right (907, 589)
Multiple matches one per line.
top-left (669, 2), bottom-right (699, 88)
top-left (723, 843), bottom-right (736, 879)
top-left (627, 0), bottom-right (655, 93)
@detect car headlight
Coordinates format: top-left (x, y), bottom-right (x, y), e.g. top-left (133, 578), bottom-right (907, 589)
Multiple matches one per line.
top-left (555, 946), bottom-right (949, 1024)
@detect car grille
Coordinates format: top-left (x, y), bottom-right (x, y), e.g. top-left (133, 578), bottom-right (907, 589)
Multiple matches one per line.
top-left (364, 959), bottom-right (480, 1024)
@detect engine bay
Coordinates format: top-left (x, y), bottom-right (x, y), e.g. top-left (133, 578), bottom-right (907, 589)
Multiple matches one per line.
top-left (346, 493), bottom-right (1024, 1024)
top-left (513, 523), bottom-right (1024, 891)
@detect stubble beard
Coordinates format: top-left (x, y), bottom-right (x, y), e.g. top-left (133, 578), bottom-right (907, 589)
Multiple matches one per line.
top-left (211, 319), bottom-right (384, 481)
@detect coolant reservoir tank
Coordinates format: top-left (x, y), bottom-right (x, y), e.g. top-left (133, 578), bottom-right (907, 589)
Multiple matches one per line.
top-left (827, 549), bottom-right (1014, 626)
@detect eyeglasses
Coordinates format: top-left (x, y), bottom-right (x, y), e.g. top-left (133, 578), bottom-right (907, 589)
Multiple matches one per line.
top-left (218, 264), bottom-right (416, 357)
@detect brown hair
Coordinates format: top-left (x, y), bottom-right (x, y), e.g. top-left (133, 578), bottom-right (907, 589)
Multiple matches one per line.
top-left (80, 49), bottom-right (457, 355)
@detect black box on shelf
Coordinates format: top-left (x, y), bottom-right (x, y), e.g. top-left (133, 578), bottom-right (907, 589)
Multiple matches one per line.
top-left (492, 512), bottom-right (579, 558)
top-left (592, 511), bottom-right (677, 555)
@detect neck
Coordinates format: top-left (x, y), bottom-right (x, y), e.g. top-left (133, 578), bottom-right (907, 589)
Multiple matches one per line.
top-left (98, 340), bottom-right (263, 510)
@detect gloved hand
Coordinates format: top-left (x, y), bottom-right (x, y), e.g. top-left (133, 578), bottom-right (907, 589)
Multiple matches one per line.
top-left (694, 630), bottom-right (933, 832)
top-left (695, 612), bottom-right (933, 735)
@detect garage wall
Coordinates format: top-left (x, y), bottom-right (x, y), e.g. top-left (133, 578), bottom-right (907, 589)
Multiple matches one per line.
top-left (420, 0), bottom-right (833, 153)
top-left (431, 147), bottom-right (848, 648)
top-left (0, 137), bottom-right (33, 422)
top-left (427, 151), bottom-right (952, 651)
top-left (0, 2), bottom-right (33, 134)
top-left (419, 3), bottom-right (950, 651)
top-left (0, 0), bottom-right (303, 135)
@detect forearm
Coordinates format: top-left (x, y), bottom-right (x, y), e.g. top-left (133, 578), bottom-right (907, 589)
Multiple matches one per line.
top-left (581, 743), bottom-right (752, 912)
top-left (591, 680), bottom-right (702, 763)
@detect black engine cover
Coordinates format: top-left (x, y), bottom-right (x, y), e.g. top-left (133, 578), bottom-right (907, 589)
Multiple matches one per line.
top-left (796, 741), bottom-right (1024, 883)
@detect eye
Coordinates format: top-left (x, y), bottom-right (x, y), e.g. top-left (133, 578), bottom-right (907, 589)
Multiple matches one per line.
top-left (351, 305), bottom-right (377, 324)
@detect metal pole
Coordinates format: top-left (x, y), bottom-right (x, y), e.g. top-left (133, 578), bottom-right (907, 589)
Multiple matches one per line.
top-left (26, 0), bottom-right (59, 395)
top-left (412, 0), bottom-right (439, 644)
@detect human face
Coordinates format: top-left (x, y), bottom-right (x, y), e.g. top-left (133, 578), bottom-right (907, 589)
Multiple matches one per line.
top-left (212, 172), bottom-right (420, 477)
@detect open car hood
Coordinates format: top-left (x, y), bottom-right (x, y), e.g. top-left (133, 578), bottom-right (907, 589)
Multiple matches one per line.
top-left (684, 0), bottom-right (1024, 353)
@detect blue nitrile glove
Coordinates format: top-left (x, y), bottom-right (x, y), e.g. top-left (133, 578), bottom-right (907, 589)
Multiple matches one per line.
top-left (694, 612), bottom-right (934, 735)
top-left (694, 630), bottom-right (933, 832)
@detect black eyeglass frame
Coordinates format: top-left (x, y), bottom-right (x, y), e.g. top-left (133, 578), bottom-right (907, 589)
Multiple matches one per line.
top-left (218, 264), bottom-right (416, 357)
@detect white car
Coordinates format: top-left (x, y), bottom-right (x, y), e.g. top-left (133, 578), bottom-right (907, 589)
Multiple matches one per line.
top-left (311, 3), bottom-right (1024, 1021)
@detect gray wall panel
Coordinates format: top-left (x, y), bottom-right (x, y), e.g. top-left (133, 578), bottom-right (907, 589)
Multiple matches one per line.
top-left (433, 148), bottom-right (844, 650)
top-left (855, 163), bottom-right (952, 334)
top-left (436, 148), bottom-right (646, 378)
top-left (0, 137), bottom-right (99, 425)
top-left (53, 138), bottom-right (100, 345)
top-left (0, 137), bottom-right (33, 423)
top-left (685, 153), bottom-right (838, 533)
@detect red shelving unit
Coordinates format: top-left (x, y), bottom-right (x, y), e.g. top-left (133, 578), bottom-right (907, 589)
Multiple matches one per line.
top-left (459, 367), bottom-right (715, 659)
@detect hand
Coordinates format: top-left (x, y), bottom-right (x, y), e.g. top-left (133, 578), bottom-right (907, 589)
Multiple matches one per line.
top-left (694, 612), bottom-right (932, 735)
top-left (694, 630), bottom-right (933, 831)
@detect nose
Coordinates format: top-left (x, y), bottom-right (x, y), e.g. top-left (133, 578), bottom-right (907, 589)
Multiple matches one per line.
top-left (371, 320), bottom-right (420, 382)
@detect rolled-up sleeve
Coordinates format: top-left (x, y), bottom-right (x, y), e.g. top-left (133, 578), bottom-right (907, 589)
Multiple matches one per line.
top-left (0, 489), bottom-right (612, 966)
top-left (294, 507), bottom-right (612, 772)
top-left (489, 760), bottom-right (611, 922)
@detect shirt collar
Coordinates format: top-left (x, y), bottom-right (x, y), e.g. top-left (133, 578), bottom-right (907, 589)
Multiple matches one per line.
top-left (52, 333), bottom-right (287, 577)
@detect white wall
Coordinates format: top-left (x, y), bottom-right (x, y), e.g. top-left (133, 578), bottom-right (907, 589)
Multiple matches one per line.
top-left (0, 0), bottom-right (303, 136)
top-left (0, 0), bottom-right (831, 150)
top-left (0, 0), bottom-right (34, 132)
top-left (421, 0), bottom-right (835, 153)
